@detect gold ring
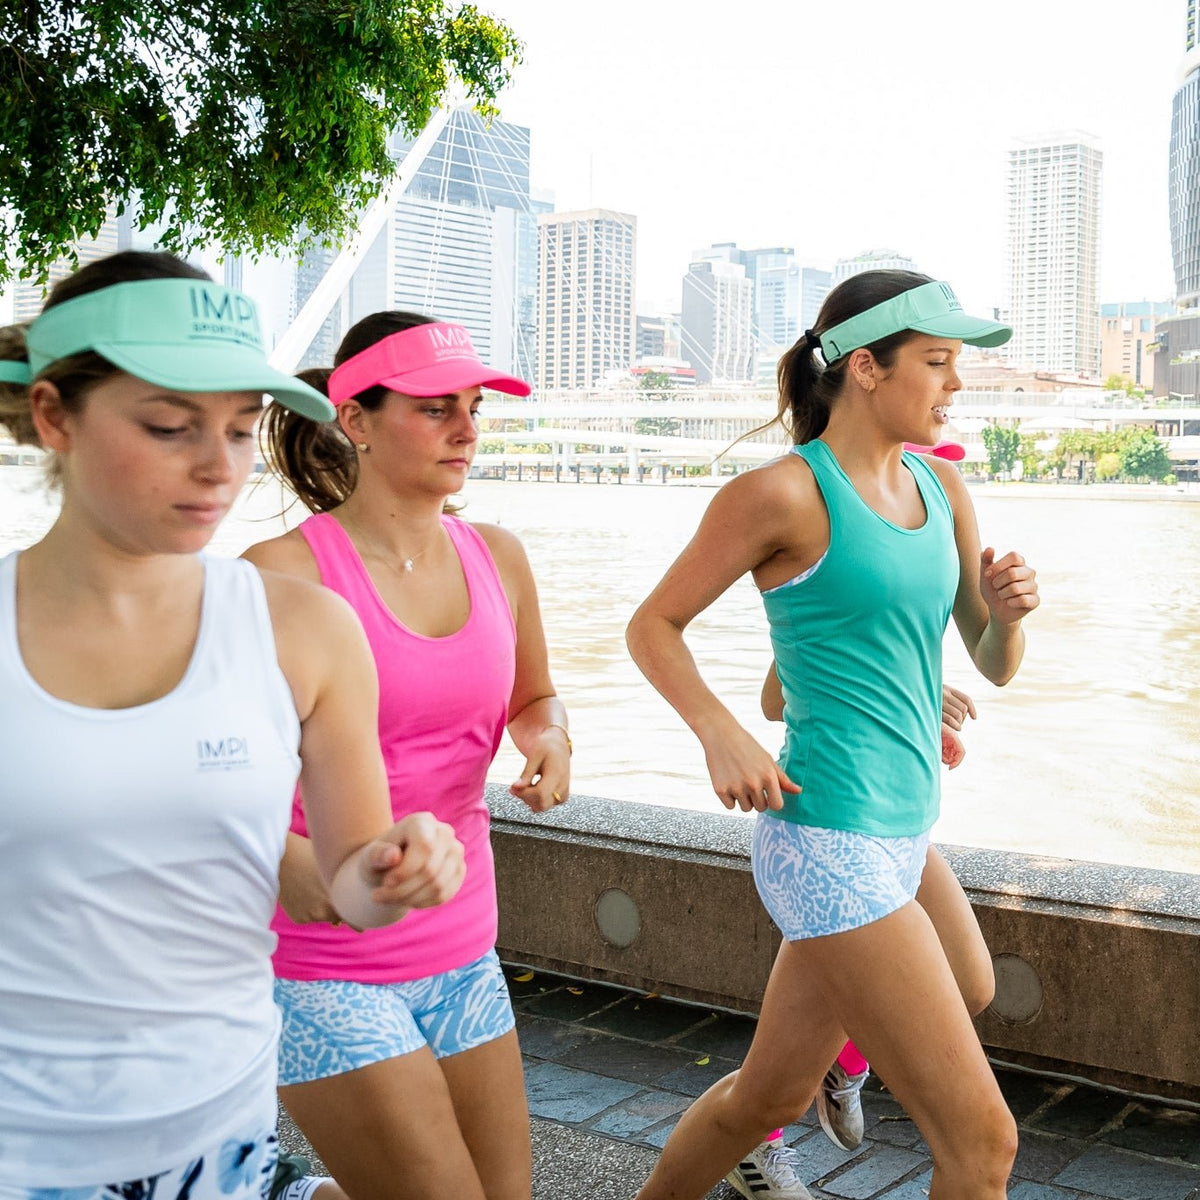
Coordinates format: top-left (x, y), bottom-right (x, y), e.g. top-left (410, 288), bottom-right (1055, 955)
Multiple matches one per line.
top-left (552, 790), bottom-right (562, 803)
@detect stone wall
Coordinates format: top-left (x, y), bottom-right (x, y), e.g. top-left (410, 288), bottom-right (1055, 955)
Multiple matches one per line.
top-left (489, 787), bottom-right (1200, 1104)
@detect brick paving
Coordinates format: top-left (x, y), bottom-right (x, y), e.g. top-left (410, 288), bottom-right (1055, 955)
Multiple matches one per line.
top-left (507, 967), bottom-right (1200, 1200)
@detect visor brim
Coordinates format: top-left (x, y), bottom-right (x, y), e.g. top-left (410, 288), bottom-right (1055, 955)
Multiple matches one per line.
top-left (100, 344), bottom-right (335, 421)
top-left (377, 362), bottom-right (532, 398)
top-left (910, 313), bottom-right (1012, 348)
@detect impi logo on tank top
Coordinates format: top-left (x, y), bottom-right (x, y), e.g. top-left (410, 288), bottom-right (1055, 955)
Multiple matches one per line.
top-left (196, 736), bottom-right (252, 771)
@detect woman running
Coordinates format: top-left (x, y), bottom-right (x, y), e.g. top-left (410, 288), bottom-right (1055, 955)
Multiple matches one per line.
top-left (246, 312), bottom-right (569, 1200)
top-left (626, 270), bottom-right (1038, 1200)
top-left (0, 252), bottom-right (464, 1200)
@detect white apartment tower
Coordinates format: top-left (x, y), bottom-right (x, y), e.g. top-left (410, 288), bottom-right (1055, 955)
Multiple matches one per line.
top-left (1004, 133), bottom-right (1103, 376)
top-left (536, 209), bottom-right (636, 391)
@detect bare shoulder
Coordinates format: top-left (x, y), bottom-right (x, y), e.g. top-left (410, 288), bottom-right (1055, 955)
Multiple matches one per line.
top-left (923, 455), bottom-right (974, 515)
top-left (470, 521), bottom-right (530, 570)
top-left (241, 525), bottom-right (321, 584)
top-left (710, 450), bottom-right (819, 521)
top-left (254, 567), bottom-right (360, 644)
top-left (251, 566), bottom-right (372, 721)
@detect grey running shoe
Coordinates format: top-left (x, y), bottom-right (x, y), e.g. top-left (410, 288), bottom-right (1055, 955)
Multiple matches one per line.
top-left (269, 1153), bottom-right (311, 1200)
top-left (816, 1063), bottom-right (868, 1150)
top-left (725, 1137), bottom-right (814, 1199)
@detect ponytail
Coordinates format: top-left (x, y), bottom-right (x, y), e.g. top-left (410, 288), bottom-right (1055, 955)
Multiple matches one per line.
top-left (0, 324), bottom-right (37, 447)
top-left (260, 370), bottom-right (357, 514)
top-left (775, 336), bottom-right (841, 445)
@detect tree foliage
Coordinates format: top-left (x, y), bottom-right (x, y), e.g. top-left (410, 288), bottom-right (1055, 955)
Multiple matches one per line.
top-left (0, 0), bottom-right (522, 282)
top-left (981, 423), bottom-right (1021, 475)
top-left (1051, 426), bottom-right (1173, 482)
top-left (1119, 427), bottom-right (1172, 481)
top-left (635, 370), bottom-right (679, 436)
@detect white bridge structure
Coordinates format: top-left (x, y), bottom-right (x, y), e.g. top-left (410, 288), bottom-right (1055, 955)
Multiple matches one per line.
top-left (470, 391), bottom-right (1200, 476)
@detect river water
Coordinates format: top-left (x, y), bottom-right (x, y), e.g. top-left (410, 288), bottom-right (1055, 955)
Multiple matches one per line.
top-left (4, 466), bottom-right (1199, 873)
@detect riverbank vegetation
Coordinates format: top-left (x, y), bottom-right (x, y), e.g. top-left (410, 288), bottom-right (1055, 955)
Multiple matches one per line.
top-left (982, 422), bottom-right (1175, 484)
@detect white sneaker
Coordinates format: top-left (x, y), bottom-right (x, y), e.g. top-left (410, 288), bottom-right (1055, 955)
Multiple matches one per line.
top-left (816, 1063), bottom-right (868, 1150)
top-left (725, 1137), bottom-right (814, 1200)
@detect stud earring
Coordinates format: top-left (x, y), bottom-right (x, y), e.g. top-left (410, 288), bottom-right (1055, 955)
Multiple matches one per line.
top-left (355, 442), bottom-right (369, 453)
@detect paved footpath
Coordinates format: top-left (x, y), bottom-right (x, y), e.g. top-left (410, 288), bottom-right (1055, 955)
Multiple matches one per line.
top-left (279, 966), bottom-right (1200, 1199)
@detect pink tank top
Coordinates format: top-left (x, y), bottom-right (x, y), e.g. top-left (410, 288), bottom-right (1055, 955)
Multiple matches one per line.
top-left (271, 512), bottom-right (516, 983)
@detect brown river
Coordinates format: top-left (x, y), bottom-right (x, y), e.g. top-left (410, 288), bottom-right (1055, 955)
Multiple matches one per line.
top-left (4, 467), bottom-right (1198, 873)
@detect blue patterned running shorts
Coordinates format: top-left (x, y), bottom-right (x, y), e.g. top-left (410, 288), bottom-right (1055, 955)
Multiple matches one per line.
top-left (752, 815), bottom-right (931, 940)
top-left (275, 949), bottom-right (515, 1085)
top-left (6, 1122), bottom-right (277, 1200)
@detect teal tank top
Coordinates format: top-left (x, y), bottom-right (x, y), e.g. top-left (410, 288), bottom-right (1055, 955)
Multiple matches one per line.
top-left (763, 440), bottom-right (958, 837)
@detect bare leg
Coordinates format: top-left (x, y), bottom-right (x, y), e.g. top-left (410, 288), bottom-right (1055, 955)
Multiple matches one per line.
top-left (917, 846), bottom-right (995, 1016)
top-left (439, 1030), bottom-right (532, 1200)
top-left (636, 901), bottom-right (1016, 1200)
top-left (279, 1047), bottom-right (488, 1200)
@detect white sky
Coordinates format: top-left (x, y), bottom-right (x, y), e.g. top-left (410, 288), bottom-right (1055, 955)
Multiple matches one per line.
top-left (486, 0), bottom-right (1183, 317)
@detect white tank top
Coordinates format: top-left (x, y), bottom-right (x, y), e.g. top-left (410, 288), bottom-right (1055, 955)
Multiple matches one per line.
top-left (0, 551), bottom-right (301, 1186)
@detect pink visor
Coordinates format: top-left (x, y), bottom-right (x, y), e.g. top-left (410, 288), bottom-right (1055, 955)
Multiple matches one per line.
top-left (327, 322), bottom-right (531, 404)
top-left (904, 441), bottom-right (966, 462)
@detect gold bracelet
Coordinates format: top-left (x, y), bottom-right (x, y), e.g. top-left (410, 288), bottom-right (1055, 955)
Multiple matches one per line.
top-left (543, 721), bottom-right (572, 755)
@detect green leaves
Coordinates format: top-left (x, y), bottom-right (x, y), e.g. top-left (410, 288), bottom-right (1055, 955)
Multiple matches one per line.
top-left (0, 0), bottom-right (522, 283)
top-left (981, 422), bottom-right (1022, 475)
top-left (1052, 425), bottom-right (1173, 482)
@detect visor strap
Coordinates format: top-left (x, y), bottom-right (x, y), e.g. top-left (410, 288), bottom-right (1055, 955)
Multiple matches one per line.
top-left (0, 361), bottom-right (32, 385)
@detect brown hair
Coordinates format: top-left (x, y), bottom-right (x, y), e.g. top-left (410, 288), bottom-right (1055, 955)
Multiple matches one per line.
top-left (775, 269), bottom-right (933, 444)
top-left (261, 311), bottom-right (437, 513)
top-left (0, 252), bottom-right (211, 478)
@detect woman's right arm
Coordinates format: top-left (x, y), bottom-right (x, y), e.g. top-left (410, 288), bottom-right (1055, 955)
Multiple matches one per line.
top-left (626, 465), bottom-right (805, 813)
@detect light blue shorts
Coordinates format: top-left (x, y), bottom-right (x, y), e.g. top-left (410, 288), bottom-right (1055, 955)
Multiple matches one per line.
top-left (752, 815), bottom-right (931, 940)
top-left (275, 949), bottom-right (515, 1086)
top-left (7, 1123), bottom-right (276, 1200)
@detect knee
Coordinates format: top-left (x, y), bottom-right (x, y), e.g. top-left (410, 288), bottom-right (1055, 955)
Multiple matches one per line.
top-left (987, 1105), bottom-right (1019, 1165)
top-left (981, 1107), bottom-right (1019, 1184)
top-left (962, 968), bottom-right (995, 1018)
top-left (959, 958), bottom-right (996, 1018)
top-left (936, 1101), bottom-right (1017, 1185)
top-left (721, 1076), bottom-right (815, 1137)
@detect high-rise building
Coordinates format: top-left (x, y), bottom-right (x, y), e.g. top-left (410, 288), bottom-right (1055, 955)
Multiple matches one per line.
top-left (636, 315), bottom-right (667, 360)
top-left (1100, 301), bottom-right (1169, 389)
top-left (680, 255), bottom-right (754, 385)
top-left (1004, 133), bottom-right (1103, 375)
top-left (1161, 6), bottom-right (1200, 397)
top-left (294, 107), bottom-right (541, 377)
top-left (536, 208), bottom-right (636, 391)
top-left (832, 249), bottom-right (916, 285)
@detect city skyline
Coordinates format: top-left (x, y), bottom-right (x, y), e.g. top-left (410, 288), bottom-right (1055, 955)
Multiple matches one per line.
top-left (486, 0), bottom-right (1182, 316)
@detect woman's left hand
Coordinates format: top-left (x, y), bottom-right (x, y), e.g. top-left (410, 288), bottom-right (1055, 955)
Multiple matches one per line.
top-left (942, 723), bottom-right (966, 769)
top-left (510, 729), bottom-right (571, 813)
top-left (979, 547), bottom-right (1039, 625)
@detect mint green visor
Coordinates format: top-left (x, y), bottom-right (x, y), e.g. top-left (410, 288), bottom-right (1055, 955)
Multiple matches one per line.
top-left (818, 281), bottom-right (1011, 362)
top-left (17, 279), bottom-right (334, 421)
